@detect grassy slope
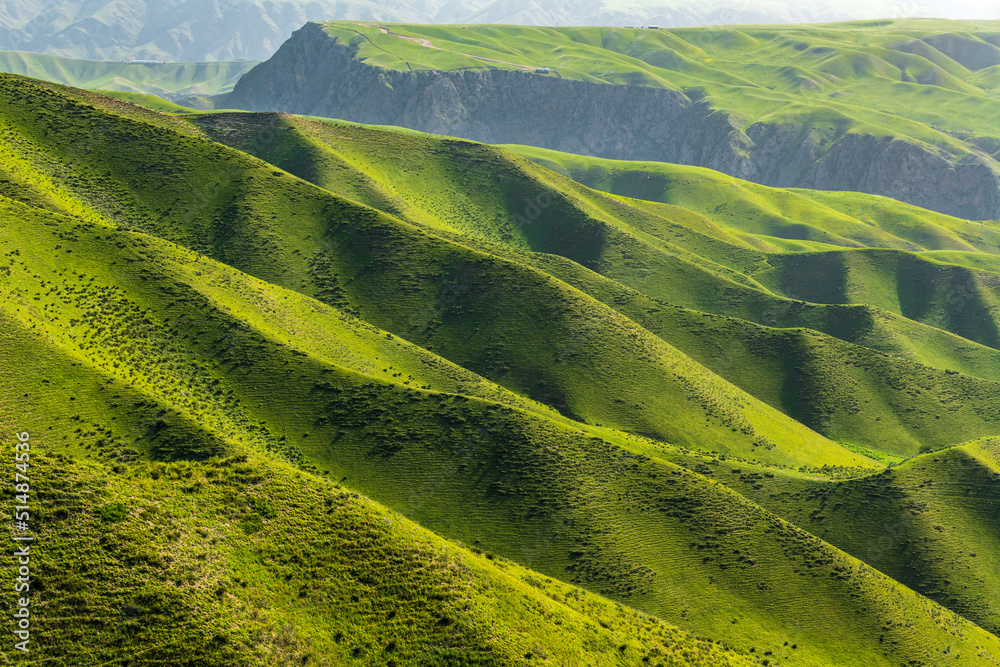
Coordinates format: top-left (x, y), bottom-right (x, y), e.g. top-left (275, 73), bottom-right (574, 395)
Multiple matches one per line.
top-left (5, 75), bottom-right (1000, 663)
top-left (189, 111), bottom-right (1000, 457)
top-left (518, 254), bottom-right (1000, 456)
top-left (1, 445), bottom-right (757, 667)
top-left (173, 106), bottom-right (1000, 640)
top-left (0, 50), bottom-right (256, 98)
top-left (90, 89), bottom-right (202, 113)
top-left (506, 144), bottom-right (1000, 257)
top-left (0, 74), bottom-right (870, 470)
top-left (4, 197), bottom-right (1000, 666)
top-left (204, 113), bottom-right (1000, 359)
top-left (685, 438), bottom-right (1000, 638)
top-left (316, 19), bottom-right (1000, 162)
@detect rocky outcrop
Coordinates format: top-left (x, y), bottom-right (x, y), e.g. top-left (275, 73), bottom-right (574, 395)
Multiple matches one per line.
top-left (226, 23), bottom-right (754, 174)
top-left (227, 22), bottom-right (1000, 220)
top-left (744, 124), bottom-right (1000, 221)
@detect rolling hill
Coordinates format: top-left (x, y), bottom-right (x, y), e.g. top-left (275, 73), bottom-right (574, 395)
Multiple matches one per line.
top-left (189, 110), bottom-right (1000, 457)
top-left (0, 174), bottom-right (994, 667)
top-left (4, 71), bottom-right (1000, 665)
top-left (683, 437), bottom-right (1000, 636)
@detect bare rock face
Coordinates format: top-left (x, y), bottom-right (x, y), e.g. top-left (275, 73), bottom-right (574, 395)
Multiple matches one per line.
top-left (227, 22), bottom-right (1000, 220)
top-left (227, 24), bottom-right (753, 172)
top-left (744, 124), bottom-right (1000, 221)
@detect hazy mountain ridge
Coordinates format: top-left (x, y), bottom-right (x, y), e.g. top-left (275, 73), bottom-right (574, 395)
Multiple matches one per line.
top-left (0, 49), bottom-right (256, 100)
top-left (2, 0), bottom-right (997, 62)
top-left (0, 0), bottom-right (407, 61)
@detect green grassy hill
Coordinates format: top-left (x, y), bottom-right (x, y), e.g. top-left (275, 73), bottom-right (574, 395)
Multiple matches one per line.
top-left (10, 77), bottom-right (1000, 462)
top-left (2, 194), bottom-right (998, 667)
top-left (5, 73), bottom-right (1000, 664)
top-left (690, 437), bottom-right (1000, 637)
top-left (508, 145), bottom-right (1000, 256)
top-left (190, 111), bottom-right (1000, 457)
top-left (0, 75), bottom-right (871, 469)
top-left (23, 447), bottom-right (758, 666)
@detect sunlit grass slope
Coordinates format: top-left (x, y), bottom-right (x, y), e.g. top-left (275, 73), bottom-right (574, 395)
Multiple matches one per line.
top-left (0, 74), bottom-right (873, 469)
top-left (688, 438), bottom-right (1000, 637)
top-left (195, 112), bottom-right (1000, 357)
top-left (1, 447), bottom-right (760, 667)
top-left (513, 256), bottom-right (1000, 457)
top-left (188, 110), bottom-right (1000, 457)
top-left (192, 113), bottom-right (1000, 362)
top-left (90, 89), bottom-right (202, 113)
top-left (5, 74), bottom-right (1000, 663)
top-left (4, 198), bottom-right (1000, 666)
top-left (507, 144), bottom-right (1000, 256)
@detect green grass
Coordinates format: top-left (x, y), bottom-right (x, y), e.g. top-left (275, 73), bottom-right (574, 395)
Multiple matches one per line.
top-left (512, 255), bottom-right (1000, 457)
top-left (188, 111), bottom-right (1000, 458)
top-left (685, 437), bottom-right (1000, 637)
top-left (4, 74), bottom-right (1000, 665)
top-left (505, 144), bottom-right (1000, 256)
top-left (4, 447), bottom-right (759, 666)
top-left (1, 218), bottom-right (994, 664)
top-left (0, 77), bottom-right (871, 470)
top-left (0, 192), bottom-right (928, 667)
top-left (91, 89), bottom-right (202, 113)
top-left (9, 78), bottom-right (995, 466)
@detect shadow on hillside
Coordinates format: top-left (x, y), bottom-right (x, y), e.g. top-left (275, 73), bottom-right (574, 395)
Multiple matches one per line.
top-left (774, 252), bottom-right (850, 304)
top-left (896, 254), bottom-right (1000, 349)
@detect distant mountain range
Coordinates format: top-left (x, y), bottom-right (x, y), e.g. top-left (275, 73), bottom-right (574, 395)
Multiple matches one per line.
top-left (2, 0), bottom-right (998, 62)
top-left (0, 50), bottom-right (255, 101)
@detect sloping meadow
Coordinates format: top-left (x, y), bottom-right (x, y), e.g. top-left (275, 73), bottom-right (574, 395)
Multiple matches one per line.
top-left (2, 75), bottom-right (1000, 664)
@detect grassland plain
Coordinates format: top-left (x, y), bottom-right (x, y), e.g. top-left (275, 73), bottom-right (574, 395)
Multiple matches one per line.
top-left (3, 74), bottom-right (1000, 664)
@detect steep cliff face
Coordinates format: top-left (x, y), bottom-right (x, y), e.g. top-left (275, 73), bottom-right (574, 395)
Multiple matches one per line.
top-left (744, 124), bottom-right (1000, 221)
top-left (226, 23), bottom-right (754, 174)
top-left (227, 22), bottom-right (1000, 219)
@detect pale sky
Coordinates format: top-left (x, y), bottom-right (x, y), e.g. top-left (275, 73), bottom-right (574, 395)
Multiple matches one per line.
top-left (780, 0), bottom-right (1000, 20)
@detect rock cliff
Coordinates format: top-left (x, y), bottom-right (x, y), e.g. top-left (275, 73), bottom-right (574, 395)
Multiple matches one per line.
top-left (226, 22), bottom-right (1000, 220)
